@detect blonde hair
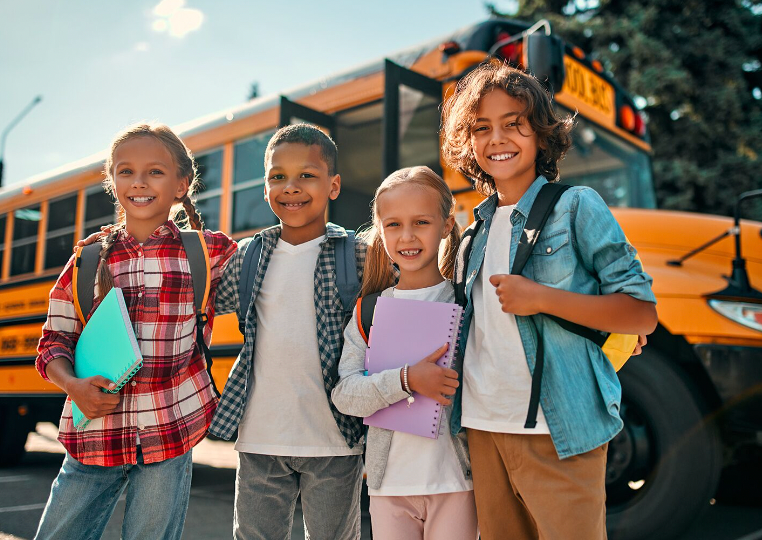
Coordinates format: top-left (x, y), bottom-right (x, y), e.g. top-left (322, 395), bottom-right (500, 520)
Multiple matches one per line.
top-left (360, 166), bottom-right (461, 297)
top-left (97, 122), bottom-right (204, 300)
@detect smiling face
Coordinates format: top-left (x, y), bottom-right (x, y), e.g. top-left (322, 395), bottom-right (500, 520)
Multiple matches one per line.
top-left (376, 183), bottom-right (454, 290)
top-left (470, 89), bottom-right (540, 205)
top-left (264, 142), bottom-right (341, 245)
top-left (112, 136), bottom-right (189, 242)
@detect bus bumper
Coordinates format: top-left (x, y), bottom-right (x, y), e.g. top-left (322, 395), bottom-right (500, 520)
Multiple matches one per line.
top-left (694, 344), bottom-right (762, 434)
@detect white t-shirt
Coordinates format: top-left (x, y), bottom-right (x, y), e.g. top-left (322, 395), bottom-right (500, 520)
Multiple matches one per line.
top-left (235, 235), bottom-right (361, 457)
top-left (370, 280), bottom-right (474, 497)
top-left (462, 205), bottom-right (550, 434)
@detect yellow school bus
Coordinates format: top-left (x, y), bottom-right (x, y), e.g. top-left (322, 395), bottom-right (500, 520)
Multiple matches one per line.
top-left (0, 18), bottom-right (760, 540)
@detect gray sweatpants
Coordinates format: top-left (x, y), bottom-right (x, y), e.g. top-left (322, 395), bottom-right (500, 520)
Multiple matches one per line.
top-left (233, 452), bottom-right (363, 540)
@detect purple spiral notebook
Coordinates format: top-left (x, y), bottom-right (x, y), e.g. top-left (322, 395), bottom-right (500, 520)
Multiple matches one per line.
top-left (364, 296), bottom-right (464, 439)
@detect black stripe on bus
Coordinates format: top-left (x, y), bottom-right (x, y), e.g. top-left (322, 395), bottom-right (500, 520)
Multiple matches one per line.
top-left (0, 345), bottom-right (243, 368)
top-left (0, 275), bottom-right (58, 291)
top-left (0, 314), bottom-right (48, 327)
top-left (0, 356), bottom-right (37, 367)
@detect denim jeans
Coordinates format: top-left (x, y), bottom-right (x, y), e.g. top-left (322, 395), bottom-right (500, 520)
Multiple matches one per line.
top-left (34, 448), bottom-right (193, 540)
top-left (234, 453), bottom-right (363, 540)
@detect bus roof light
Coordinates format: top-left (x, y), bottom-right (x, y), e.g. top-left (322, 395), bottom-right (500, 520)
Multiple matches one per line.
top-left (592, 60), bottom-right (604, 73)
top-left (439, 41), bottom-right (460, 55)
top-left (572, 46), bottom-right (585, 60)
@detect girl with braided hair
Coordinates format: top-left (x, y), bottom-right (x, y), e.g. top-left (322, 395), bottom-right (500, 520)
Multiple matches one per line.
top-left (34, 122), bottom-right (236, 540)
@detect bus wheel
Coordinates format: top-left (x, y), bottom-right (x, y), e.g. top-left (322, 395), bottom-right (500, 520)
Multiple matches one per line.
top-left (604, 350), bottom-right (722, 540)
top-left (0, 403), bottom-right (33, 467)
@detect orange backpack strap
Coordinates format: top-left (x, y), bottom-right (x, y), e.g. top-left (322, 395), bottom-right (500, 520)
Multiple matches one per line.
top-left (357, 292), bottom-right (382, 345)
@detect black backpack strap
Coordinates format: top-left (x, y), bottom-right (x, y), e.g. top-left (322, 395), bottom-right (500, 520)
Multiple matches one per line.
top-left (238, 235), bottom-right (263, 334)
top-left (515, 183), bottom-right (570, 428)
top-left (73, 243), bottom-right (103, 325)
top-left (358, 292), bottom-right (382, 345)
top-left (179, 231), bottom-right (217, 397)
top-left (335, 231), bottom-right (360, 315)
top-left (453, 220), bottom-right (483, 307)
top-left (511, 183), bottom-right (571, 276)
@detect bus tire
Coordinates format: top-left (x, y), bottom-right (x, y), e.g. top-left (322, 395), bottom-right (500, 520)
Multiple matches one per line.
top-left (0, 403), bottom-right (33, 467)
top-left (605, 349), bottom-right (722, 540)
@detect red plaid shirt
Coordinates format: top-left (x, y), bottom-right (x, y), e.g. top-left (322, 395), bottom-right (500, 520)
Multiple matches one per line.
top-left (36, 221), bottom-right (236, 466)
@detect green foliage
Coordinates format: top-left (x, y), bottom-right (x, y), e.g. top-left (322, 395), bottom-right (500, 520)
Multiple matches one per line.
top-left (488, 0), bottom-right (762, 219)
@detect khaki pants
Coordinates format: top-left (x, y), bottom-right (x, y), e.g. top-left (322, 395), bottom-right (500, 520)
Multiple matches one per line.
top-left (466, 429), bottom-right (607, 540)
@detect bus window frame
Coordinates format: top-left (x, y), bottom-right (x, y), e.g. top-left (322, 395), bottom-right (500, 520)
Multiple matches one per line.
top-left (43, 193), bottom-right (78, 271)
top-left (231, 130), bottom-right (278, 238)
top-left (194, 146), bottom-right (225, 232)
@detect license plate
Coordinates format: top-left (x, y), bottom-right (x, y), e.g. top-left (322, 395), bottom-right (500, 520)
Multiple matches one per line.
top-left (561, 56), bottom-right (615, 121)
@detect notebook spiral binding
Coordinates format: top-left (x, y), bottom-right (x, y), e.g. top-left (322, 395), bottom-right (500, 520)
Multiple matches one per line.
top-left (433, 306), bottom-right (465, 436)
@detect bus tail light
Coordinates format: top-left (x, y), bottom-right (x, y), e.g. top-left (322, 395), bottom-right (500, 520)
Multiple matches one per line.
top-left (620, 105), bottom-right (636, 132)
top-left (493, 31), bottom-right (524, 66)
top-left (634, 112), bottom-right (646, 137)
top-left (708, 300), bottom-right (762, 332)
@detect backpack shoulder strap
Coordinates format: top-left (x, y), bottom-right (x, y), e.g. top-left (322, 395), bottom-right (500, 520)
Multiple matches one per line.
top-left (356, 291), bottom-right (382, 345)
top-left (72, 243), bottom-right (102, 325)
top-left (511, 183), bottom-right (571, 276)
top-left (238, 235), bottom-right (263, 333)
top-left (179, 230), bottom-right (210, 314)
top-left (335, 231), bottom-right (360, 314)
top-left (453, 219), bottom-right (483, 306)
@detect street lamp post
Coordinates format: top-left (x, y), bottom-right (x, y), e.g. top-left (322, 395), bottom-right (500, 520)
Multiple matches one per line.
top-left (0, 95), bottom-right (43, 188)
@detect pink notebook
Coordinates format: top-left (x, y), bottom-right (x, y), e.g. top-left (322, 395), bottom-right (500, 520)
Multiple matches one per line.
top-left (364, 296), bottom-right (464, 438)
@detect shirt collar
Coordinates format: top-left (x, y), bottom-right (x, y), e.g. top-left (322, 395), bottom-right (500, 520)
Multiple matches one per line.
top-left (116, 219), bottom-right (182, 242)
top-left (256, 222), bottom-right (347, 243)
top-left (473, 176), bottom-right (548, 222)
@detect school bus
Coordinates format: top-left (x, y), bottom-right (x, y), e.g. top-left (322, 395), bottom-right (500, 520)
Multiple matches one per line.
top-left (1, 17), bottom-right (760, 540)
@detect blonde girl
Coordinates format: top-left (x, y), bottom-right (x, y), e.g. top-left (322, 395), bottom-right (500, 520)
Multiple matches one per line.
top-left (34, 123), bottom-right (236, 540)
top-left (332, 166), bottom-right (478, 540)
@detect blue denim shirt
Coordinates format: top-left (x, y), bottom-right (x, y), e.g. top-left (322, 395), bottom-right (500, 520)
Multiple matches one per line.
top-left (451, 177), bottom-right (656, 458)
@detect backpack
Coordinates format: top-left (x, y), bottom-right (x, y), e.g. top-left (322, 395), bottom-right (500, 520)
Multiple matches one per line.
top-left (236, 231), bottom-right (360, 335)
top-left (72, 230), bottom-right (219, 396)
top-left (453, 183), bottom-right (639, 428)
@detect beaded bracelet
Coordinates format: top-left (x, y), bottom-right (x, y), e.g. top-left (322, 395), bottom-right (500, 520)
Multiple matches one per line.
top-left (402, 364), bottom-right (415, 407)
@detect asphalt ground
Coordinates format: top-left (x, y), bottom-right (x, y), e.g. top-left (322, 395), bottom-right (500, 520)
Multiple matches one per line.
top-left (1, 423), bottom-right (761, 540)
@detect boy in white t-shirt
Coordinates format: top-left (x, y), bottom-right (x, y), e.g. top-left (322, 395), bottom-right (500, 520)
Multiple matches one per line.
top-left (209, 124), bottom-right (366, 540)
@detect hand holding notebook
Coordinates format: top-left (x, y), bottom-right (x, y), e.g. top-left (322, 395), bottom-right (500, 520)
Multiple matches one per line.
top-left (71, 287), bottom-right (143, 430)
top-left (406, 343), bottom-right (458, 405)
top-left (364, 296), bottom-right (464, 438)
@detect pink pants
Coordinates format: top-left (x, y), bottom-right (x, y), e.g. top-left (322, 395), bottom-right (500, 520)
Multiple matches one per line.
top-left (369, 491), bottom-right (479, 540)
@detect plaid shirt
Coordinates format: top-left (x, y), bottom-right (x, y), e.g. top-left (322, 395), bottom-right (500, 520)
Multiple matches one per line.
top-left (36, 221), bottom-right (236, 467)
top-left (209, 223), bottom-right (366, 448)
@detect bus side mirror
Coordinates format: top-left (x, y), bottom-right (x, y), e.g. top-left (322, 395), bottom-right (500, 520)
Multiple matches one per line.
top-left (523, 33), bottom-right (565, 93)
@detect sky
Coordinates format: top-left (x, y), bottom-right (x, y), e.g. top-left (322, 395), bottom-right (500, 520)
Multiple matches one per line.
top-left (0, 0), bottom-right (519, 188)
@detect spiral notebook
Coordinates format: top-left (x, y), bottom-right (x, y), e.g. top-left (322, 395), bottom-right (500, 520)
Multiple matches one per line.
top-left (363, 296), bottom-right (464, 439)
top-left (71, 287), bottom-right (143, 430)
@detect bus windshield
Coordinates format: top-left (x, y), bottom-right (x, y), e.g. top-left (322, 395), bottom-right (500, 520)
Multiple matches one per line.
top-left (559, 111), bottom-right (657, 209)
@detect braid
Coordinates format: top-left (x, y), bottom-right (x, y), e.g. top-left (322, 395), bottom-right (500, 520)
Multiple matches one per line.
top-left (439, 220), bottom-right (462, 281)
top-left (181, 195), bottom-right (204, 231)
top-left (95, 228), bottom-right (122, 302)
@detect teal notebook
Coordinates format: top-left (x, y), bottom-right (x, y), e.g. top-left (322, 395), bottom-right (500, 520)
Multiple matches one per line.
top-left (71, 287), bottom-right (143, 430)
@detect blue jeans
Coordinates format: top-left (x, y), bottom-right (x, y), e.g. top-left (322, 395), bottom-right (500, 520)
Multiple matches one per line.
top-left (234, 453), bottom-right (363, 540)
top-left (34, 448), bottom-right (193, 540)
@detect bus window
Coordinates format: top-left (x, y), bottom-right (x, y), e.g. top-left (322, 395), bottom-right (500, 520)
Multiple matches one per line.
top-left (398, 86), bottom-right (441, 173)
top-left (10, 204), bottom-right (41, 276)
top-left (0, 214), bottom-right (6, 274)
top-left (44, 195), bottom-right (77, 270)
top-left (83, 188), bottom-right (116, 236)
top-left (333, 102), bottom-right (383, 230)
top-left (561, 114), bottom-right (657, 209)
top-left (232, 132), bottom-right (278, 233)
top-left (195, 149), bottom-right (222, 231)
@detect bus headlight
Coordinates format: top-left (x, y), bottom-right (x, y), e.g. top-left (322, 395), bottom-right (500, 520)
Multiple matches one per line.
top-left (708, 299), bottom-right (762, 332)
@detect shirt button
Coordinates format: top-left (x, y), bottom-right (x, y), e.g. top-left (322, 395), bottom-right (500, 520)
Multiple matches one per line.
top-left (138, 292), bottom-right (143, 298)
top-left (138, 424), bottom-right (145, 430)
top-left (546, 246), bottom-right (552, 254)
top-left (131, 380), bottom-right (137, 387)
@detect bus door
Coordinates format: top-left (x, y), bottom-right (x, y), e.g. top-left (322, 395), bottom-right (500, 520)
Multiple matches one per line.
top-left (382, 60), bottom-right (442, 178)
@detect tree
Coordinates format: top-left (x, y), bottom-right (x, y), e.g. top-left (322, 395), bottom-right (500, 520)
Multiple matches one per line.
top-left (489, 0), bottom-right (762, 218)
